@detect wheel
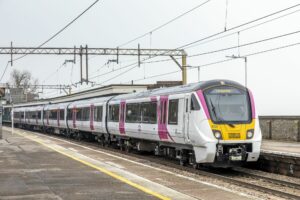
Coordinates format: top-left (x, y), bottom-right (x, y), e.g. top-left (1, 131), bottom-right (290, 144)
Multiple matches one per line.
top-left (179, 160), bottom-right (186, 166)
top-left (192, 163), bottom-right (199, 169)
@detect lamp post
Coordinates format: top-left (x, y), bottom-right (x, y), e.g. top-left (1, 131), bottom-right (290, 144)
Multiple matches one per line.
top-left (198, 66), bottom-right (201, 82)
top-left (11, 103), bottom-right (14, 135)
top-left (226, 55), bottom-right (248, 87)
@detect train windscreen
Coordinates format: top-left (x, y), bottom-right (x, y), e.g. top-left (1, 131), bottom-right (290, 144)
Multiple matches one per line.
top-left (204, 86), bottom-right (251, 124)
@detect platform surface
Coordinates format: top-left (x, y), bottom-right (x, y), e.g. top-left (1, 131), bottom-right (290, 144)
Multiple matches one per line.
top-left (0, 127), bottom-right (253, 200)
top-left (261, 139), bottom-right (300, 157)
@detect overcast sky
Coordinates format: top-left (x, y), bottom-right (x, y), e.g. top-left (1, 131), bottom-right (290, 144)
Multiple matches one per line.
top-left (1, 0), bottom-right (300, 115)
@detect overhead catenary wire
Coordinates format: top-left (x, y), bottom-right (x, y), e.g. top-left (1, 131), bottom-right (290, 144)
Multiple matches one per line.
top-left (177, 3), bottom-right (300, 50)
top-left (142, 7), bottom-right (300, 64)
top-left (100, 40), bottom-right (300, 85)
top-left (45, 40), bottom-right (300, 96)
top-left (117, 0), bottom-right (212, 47)
top-left (140, 27), bottom-right (300, 64)
top-left (123, 69), bottom-right (181, 84)
top-left (47, 3), bottom-right (300, 88)
top-left (98, 3), bottom-right (300, 81)
top-left (128, 41), bottom-right (300, 84)
top-left (90, 61), bottom-right (138, 79)
top-left (0, 62), bottom-right (10, 82)
top-left (186, 7), bottom-right (300, 50)
top-left (188, 29), bottom-right (300, 58)
top-left (0, 0), bottom-right (100, 84)
top-left (42, 63), bottom-right (65, 84)
top-left (189, 40), bottom-right (300, 69)
top-left (96, 64), bottom-right (139, 85)
top-left (12, 0), bottom-right (100, 63)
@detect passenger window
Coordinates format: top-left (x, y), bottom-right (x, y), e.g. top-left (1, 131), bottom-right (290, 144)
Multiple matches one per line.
top-left (38, 111), bottom-right (41, 119)
top-left (94, 106), bottom-right (103, 122)
top-left (51, 110), bottom-right (57, 120)
top-left (141, 102), bottom-right (157, 124)
top-left (109, 105), bottom-right (119, 122)
top-left (67, 109), bottom-right (72, 120)
top-left (168, 99), bottom-right (179, 125)
top-left (126, 103), bottom-right (141, 123)
top-left (191, 94), bottom-right (201, 111)
top-left (32, 112), bottom-right (36, 119)
top-left (81, 107), bottom-right (90, 121)
top-left (60, 109), bottom-right (64, 120)
top-left (76, 108), bottom-right (82, 120)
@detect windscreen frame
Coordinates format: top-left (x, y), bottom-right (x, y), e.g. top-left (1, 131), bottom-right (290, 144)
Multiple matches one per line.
top-left (203, 85), bottom-right (252, 124)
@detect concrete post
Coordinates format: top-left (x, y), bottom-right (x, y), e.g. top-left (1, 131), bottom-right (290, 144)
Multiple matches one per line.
top-left (268, 120), bottom-right (272, 139)
top-left (182, 54), bottom-right (187, 85)
top-left (297, 120), bottom-right (300, 142)
top-left (11, 104), bottom-right (14, 135)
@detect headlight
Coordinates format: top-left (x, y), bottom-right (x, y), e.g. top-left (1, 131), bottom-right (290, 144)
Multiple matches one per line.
top-left (213, 130), bottom-right (222, 139)
top-left (247, 129), bottom-right (254, 139)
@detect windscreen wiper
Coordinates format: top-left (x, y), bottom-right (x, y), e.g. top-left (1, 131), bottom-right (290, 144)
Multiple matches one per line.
top-left (226, 123), bottom-right (235, 128)
top-left (209, 99), bottom-right (219, 121)
top-left (210, 99), bottom-right (235, 127)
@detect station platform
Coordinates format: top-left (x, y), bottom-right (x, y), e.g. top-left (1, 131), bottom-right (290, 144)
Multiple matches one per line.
top-left (253, 140), bottom-right (300, 177)
top-left (261, 140), bottom-right (300, 157)
top-left (0, 127), bottom-right (253, 200)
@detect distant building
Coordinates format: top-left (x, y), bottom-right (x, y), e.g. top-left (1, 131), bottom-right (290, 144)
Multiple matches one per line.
top-left (147, 81), bottom-right (183, 90)
top-left (5, 81), bottom-right (182, 106)
top-left (5, 88), bottom-right (39, 104)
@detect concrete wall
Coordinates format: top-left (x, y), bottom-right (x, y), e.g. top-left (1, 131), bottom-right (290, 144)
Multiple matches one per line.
top-left (259, 116), bottom-right (300, 142)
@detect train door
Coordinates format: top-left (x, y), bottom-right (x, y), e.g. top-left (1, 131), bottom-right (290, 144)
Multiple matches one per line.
top-left (167, 98), bottom-right (183, 140)
top-left (158, 96), bottom-right (169, 140)
top-left (183, 94), bottom-right (191, 142)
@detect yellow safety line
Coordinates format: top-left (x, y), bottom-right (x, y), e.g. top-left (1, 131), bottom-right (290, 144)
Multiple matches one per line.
top-left (17, 132), bottom-right (171, 200)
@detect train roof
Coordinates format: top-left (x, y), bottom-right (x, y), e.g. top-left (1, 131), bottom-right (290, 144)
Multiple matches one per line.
top-left (111, 79), bottom-right (245, 101)
top-left (68, 96), bottom-right (113, 107)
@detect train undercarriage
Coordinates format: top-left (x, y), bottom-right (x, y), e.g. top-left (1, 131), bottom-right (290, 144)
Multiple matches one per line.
top-left (12, 123), bottom-right (251, 168)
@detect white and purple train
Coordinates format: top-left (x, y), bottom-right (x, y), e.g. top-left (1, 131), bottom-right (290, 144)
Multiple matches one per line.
top-left (12, 80), bottom-right (262, 167)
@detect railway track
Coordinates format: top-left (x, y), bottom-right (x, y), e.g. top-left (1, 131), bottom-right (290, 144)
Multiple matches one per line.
top-left (20, 129), bottom-right (300, 200)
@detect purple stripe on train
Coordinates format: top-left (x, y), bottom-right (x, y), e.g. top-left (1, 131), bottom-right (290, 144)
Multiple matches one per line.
top-left (90, 104), bottom-right (95, 130)
top-left (196, 90), bottom-right (211, 120)
top-left (119, 100), bottom-right (126, 134)
top-left (158, 96), bottom-right (174, 141)
top-left (73, 106), bottom-right (76, 128)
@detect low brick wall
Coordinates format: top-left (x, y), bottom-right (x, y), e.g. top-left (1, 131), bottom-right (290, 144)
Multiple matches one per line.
top-left (259, 116), bottom-right (300, 142)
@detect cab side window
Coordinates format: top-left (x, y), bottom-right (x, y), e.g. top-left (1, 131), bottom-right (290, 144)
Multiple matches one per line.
top-left (191, 94), bottom-right (201, 111)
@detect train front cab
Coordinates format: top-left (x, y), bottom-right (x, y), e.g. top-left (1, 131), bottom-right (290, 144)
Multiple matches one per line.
top-left (189, 82), bottom-right (261, 166)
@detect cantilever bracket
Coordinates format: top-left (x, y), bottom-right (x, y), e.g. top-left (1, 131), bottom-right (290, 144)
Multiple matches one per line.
top-left (170, 56), bottom-right (182, 70)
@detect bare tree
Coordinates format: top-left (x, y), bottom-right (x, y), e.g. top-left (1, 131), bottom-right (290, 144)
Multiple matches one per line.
top-left (9, 69), bottom-right (39, 92)
top-left (8, 69), bottom-right (39, 103)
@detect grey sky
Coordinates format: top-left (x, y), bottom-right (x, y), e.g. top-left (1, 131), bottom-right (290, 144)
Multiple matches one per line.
top-left (1, 0), bottom-right (300, 115)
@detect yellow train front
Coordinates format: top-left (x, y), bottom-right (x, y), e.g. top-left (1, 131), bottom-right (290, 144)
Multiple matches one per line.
top-left (191, 80), bottom-right (261, 167)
